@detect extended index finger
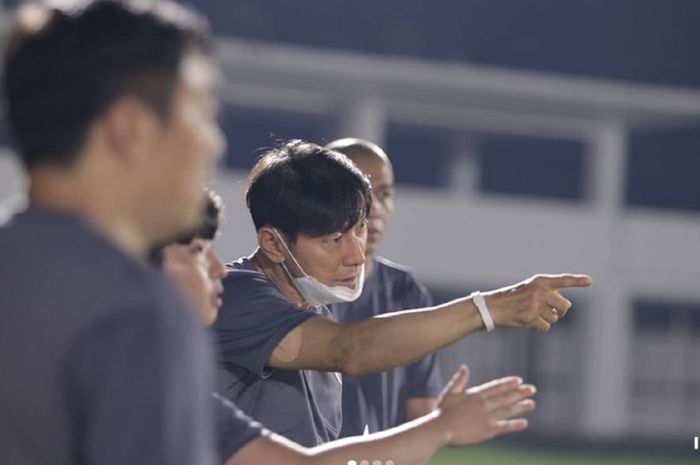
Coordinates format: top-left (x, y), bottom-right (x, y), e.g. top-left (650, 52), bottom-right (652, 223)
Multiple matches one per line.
top-left (541, 273), bottom-right (592, 290)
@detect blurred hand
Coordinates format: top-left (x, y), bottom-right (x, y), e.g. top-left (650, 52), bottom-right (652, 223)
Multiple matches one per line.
top-left (435, 365), bottom-right (536, 447)
top-left (484, 273), bottom-right (592, 333)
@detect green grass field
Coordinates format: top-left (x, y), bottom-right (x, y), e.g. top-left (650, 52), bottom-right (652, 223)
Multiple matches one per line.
top-left (428, 445), bottom-right (698, 465)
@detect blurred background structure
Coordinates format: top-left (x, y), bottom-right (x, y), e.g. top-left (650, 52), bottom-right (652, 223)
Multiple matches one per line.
top-left (0, 0), bottom-right (698, 461)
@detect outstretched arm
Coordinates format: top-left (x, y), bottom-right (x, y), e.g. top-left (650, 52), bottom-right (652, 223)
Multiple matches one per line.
top-left (270, 273), bottom-right (592, 375)
top-left (225, 365), bottom-right (535, 465)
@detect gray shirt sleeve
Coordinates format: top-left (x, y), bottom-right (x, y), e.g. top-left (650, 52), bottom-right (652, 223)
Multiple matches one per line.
top-left (213, 393), bottom-right (265, 461)
top-left (213, 270), bottom-right (316, 378)
top-left (68, 301), bottom-right (216, 465)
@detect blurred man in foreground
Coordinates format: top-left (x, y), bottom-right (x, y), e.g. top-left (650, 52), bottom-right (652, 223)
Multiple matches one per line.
top-left (0, 1), bottom-right (223, 463)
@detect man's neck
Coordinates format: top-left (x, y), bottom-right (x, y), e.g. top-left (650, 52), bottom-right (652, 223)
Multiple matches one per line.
top-left (365, 253), bottom-right (376, 279)
top-left (250, 248), bottom-right (311, 309)
top-left (28, 168), bottom-right (148, 259)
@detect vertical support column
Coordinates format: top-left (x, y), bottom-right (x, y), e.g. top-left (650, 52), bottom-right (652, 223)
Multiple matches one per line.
top-left (338, 94), bottom-right (387, 147)
top-left (580, 120), bottom-right (631, 438)
top-left (447, 133), bottom-right (480, 197)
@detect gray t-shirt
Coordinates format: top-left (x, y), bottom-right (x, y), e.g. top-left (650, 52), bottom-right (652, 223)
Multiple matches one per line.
top-left (213, 392), bottom-right (265, 461)
top-left (332, 256), bottom-right (443, 437)
top-left (212, 257), bottom-right (342, 447)
top-left (0, 205), bottom-right (216, 465)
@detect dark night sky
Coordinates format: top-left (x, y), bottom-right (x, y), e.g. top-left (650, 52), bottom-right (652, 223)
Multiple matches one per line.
top-left (195, 0), bottom-right (700, 89)
top-left (1, 0), bottom-right (697, 211)
top-left (196, 0), bottom-right (700, 212)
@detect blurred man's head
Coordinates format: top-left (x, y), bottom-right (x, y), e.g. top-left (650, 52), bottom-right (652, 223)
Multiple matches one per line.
top-left (326, 138), bottom-right (394, 257)
top-left (246, 139), bottom-right (371, 294)
top-left (151, 190), bottom-right (225, 326)
top-left (3, 0), bottom-right (224, 248)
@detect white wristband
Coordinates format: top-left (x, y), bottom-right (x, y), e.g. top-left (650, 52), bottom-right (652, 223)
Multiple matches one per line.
top-left (471, 291), bottom-right (495, 332)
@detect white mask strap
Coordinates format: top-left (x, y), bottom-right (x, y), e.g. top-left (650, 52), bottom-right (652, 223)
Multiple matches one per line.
top-left (272, 229), bottom-right (307, 278)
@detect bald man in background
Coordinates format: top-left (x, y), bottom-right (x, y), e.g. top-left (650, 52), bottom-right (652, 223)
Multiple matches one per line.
top-left (327, 138), bottom-right (442, 437)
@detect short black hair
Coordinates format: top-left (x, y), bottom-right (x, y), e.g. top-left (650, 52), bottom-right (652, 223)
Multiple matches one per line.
top-left (3, 0), bottom-right (211, 170)
top-left (149, 189), bottom-right (223, 267)
top-left (245, 139), bottom-right (372, 241)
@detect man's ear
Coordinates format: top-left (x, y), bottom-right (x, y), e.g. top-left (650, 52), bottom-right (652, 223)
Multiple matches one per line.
top-left (100, 96), bottom-right (160, 167)
top-left (257, 227), bottom-right (287, 264)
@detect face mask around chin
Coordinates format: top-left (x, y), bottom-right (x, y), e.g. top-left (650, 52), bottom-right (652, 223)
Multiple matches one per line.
top-left (273, 229), bottom-right (365, 306)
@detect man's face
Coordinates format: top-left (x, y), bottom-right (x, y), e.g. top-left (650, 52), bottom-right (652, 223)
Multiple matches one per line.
top-left (286, 219), bottom-right (368, 290)
top-left (163, 237), bottom-right (226, 326)
top-left (138, 52), bottom-right (225, 244)
top-left (349, 153), bottom-right (394, 256)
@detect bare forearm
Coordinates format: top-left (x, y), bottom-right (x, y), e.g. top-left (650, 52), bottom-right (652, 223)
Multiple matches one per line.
top-left (226, 366), bottom-right (538, 465)
top-left (272, 274), bottom-right (591, 373)
top-left (307, 411), bottom-right (446, 465)
top-left (227, 414), bottom-right (446, 465)
top-left (226, 415), bottom-right (448, 465)
top-left (339, 297), bottom-right (483, 375)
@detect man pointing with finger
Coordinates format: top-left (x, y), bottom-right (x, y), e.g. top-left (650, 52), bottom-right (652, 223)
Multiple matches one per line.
top-left (325, 137), bottom-right (580, 438)
top-left (491, 273), bottom-right (582, 333)
top-left (151, 189), bottom-right (538, 465)
top-left (213, 139), bottom-right (592, 446)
